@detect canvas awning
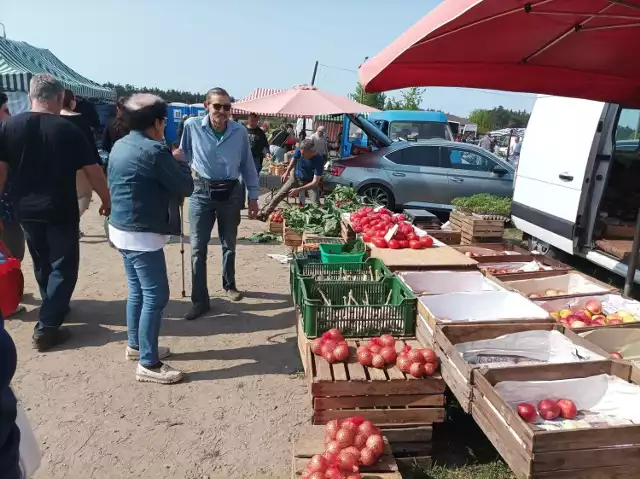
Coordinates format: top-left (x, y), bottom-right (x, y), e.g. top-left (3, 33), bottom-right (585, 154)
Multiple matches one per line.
top-left (0, 37), bottom-right (115, 100)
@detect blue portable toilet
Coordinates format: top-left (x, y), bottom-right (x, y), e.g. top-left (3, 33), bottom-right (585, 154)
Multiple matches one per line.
top-left (166, 103), bottom-right (191, 144)
top-left (189, 103), bottom-right (206, 118)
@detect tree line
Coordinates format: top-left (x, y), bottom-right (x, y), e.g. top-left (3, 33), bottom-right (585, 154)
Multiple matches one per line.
top-left (102, 83), bottom-right (219, 104)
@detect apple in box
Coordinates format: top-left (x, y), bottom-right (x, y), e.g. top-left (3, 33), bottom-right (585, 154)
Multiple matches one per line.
top-left (517, 403), bottom-right (538, 423)
top-left (585, 299), bottom-right (602, 315)
top-left (538, 399), bottom-right (561, 420)
top-left (557, 399), bottom-right (578, 419)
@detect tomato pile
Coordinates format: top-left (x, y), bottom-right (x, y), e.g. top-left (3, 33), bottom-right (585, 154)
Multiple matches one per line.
top-left (356, 335), bottom-right (397, 368)
top-left (301, 417), bottom-right (385, 478)
top-left (268, 210), bottom-right (284, 223)
top-left (396, 345), bottom-right (439, 378)
top-left (311, 329), bottom-right (349, 364)
top-left (349, 207), bottom-right (434, 250)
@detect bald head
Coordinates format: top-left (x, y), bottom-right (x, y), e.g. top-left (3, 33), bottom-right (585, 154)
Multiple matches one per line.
top-left (121, 93), bottom-right (168, 140)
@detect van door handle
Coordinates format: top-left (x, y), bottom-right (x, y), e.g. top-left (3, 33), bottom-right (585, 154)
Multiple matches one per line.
top-left (392, 172), bottom-right (406, 177)
top-left (559, 173), bottom-right (574, 182)
top-left (450, 177), bottom-right (464, 183)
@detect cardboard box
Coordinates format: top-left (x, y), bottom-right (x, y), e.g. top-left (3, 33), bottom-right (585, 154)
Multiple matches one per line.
top-left (504, 272), bottom-right (617, 300)
top-left (398, 270), bottom-right (505, 296)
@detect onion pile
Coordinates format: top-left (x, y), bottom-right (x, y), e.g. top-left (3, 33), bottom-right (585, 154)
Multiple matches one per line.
top-left (311, 329), bottom-right (349, 364)
top-left (356, 335), bottom-right (397, 368)
top-left (396, 345), bottom-right (439, 377)
top-left (301, 417), bottom-right (385, 478)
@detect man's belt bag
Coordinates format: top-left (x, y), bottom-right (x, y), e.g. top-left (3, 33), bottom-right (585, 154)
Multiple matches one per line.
top-left (196, 174), bottom-right (238, 202)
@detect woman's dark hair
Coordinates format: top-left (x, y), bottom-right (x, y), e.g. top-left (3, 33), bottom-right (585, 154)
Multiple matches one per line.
top-left (0, 91), bottom-right (7, 108)
top-left (63, 89), bottom-right (75, 109)
top-left (121, 93), bottom-right (168, 131)
top-left (112, 96), bottom-right (129, 137)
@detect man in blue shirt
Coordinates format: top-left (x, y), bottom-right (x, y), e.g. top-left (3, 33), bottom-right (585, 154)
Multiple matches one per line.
top-left (175, 87), bottom-right (259, 320)
top-left (258, 138), bottom-right (323, 220)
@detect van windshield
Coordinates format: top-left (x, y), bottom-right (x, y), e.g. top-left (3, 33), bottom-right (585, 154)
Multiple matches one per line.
top-left (389, 121), bottom-right (453, 141)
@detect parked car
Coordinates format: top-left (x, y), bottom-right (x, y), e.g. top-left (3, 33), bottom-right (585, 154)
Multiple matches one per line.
top-left (324, 138), bottom-right (515, 210)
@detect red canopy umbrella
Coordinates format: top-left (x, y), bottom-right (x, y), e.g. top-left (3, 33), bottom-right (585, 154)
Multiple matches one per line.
top-left (230, 85), bottom-right (379, 117)
top-left (359, 0), bottom-right (640, 107)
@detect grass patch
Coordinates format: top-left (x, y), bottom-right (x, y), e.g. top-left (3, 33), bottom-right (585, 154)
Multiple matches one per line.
top-left (418, 461), bottom-right (514, 479)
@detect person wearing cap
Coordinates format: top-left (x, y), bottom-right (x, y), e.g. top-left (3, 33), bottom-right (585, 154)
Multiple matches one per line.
top-left (258, 138), bottom-right (323, 220)
top-left (310, 125), bottom-right (329, 161)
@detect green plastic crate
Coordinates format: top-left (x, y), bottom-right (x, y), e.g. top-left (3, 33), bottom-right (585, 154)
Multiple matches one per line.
top-left (319, 243), bottom-right (365, 264)
top-left (299, 277), bottom-right (416, 338)
top-left (291, 258), bottom-right (394, 307)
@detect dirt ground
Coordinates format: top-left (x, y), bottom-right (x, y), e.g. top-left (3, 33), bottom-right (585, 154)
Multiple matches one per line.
top-left (7, 195), bottom-right (315, 479)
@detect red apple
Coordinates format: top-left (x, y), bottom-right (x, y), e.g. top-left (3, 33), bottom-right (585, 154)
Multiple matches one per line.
top-left (569, 320), bottom-right (587, 329)
top-left (608, 318), bottom-right (623, 325)
top-left (590, 315), bottom-right (606, 326)
top-left (517, 403), bottom-right (538, 423)
top-left (611, 352), bottom-right (623, 359)
top-left (538, 399), bottom-right (561, 420)
top-left (573, 310), bottom-right (592, 324)
top-left (585, 299), bottom-right (602, 315)
top-left (566, 315), bottom-right (583, 325)
top-left (557, 399), bottom-right (578, 419)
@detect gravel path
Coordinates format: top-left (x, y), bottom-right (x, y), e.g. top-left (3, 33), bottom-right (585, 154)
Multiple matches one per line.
top-left (7, 196), bottom-right (314, 478)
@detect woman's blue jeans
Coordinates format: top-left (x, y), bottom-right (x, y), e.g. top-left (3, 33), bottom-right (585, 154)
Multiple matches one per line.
top-left (120, 249), bottom-right (170, 367)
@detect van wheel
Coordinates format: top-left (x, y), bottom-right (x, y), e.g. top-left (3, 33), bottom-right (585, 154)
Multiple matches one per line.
top-left (359, 184), bottom-right (395, 210)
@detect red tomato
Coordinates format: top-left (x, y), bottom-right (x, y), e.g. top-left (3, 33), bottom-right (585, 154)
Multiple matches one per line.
top-left (398, 240), bottom-right (410, 249)
top-left (394, 232), bottom-right (406, 241)
top-left (373, 237), bottom-right (388, 248)
top-left (375, 230), bottom-right (387, 238)
top-left (362, 233), bottom-right (372, 243)
top-left (400, 224), bottom-right (414, 235)
top-left (354, 225), bottom-right (363, 233)
top-left (420, 236), bottom-right (434, 248)
top-left (378, 208), bottom-right (392, 216)
top-left (409, 240), bottom-right (424, 249)
top-left (360, 218), bottom-right (370, 227)
top-left (388, 239), bottom-right (400, 249)
top-left (406, 233), bottom-right (418, 242)
top-left (364, 207), bottom-right (374, 213)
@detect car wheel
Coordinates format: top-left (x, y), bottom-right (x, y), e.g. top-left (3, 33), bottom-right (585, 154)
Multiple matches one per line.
top-left (359, 184), bottom-right (395, 210)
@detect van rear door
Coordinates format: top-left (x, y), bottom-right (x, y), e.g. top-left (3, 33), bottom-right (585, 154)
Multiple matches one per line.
top-left (512, 96), bottom-right (606, 253)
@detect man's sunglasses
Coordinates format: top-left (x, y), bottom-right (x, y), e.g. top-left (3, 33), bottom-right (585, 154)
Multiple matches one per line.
top-left (211, 103), bottom-right (232, 112)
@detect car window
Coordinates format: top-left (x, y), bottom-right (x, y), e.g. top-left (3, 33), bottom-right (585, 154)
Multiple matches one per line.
top-left (388, 121), bottom-right (449, 141)
top-left (443, 147), bottom-right (495, 172)
top-left (387, 146), bottom-right (441, 167)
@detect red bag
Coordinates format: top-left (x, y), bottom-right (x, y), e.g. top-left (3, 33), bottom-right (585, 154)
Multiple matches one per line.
top-left (0, 240), bottom-right (23, 318)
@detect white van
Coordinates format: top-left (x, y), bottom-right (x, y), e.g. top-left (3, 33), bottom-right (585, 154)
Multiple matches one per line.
top-left (513, 95), bottom-right (640, 284)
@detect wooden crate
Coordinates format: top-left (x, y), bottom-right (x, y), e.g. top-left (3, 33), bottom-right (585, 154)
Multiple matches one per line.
top-left (302, 233), bottom-right (344, 251)
top-left (284, 220), bottom-right (303, 247)
top-left (268, 219), bottom-right (284, 235)
top-left (449, 210), bottom-right (505, 245)
top-left (433, 323), bottom-right (611, 413)
top-left (341, 219), bottom-right (356, 242)
top-left (452, 243), bottom-right (533, 263)
top-left (425, 229), bottom-right (461, 245)
top-left (472, 361), bottom-right (640, 479)
top-left (480, 256), bottom-right (573, 282)
top-left (379, 425), bottom-right (433, 468)
top-left (291, 426), bottom-right (402, 478)
top-left (307, 338), bottom-right (446, 426)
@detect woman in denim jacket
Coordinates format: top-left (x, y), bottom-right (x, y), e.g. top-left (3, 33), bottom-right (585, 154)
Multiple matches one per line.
top-left (107, 94), bottom-right (193, 384)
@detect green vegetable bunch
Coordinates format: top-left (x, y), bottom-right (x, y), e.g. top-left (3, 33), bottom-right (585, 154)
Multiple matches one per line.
top-left (451, 193), bottom-right (511, 216)
top-left (282, 204), bottom-right (342, 236)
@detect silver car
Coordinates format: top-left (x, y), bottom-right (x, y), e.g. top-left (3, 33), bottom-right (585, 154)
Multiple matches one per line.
top-left (324, 139), bottom-right (514, 210)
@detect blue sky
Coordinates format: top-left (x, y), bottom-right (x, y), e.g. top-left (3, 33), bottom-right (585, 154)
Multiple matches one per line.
top-left (2, 0), bottom-right (536, 117)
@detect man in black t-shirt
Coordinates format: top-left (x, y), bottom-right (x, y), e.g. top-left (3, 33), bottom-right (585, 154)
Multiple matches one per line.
top-left (0, 74), bottom-right (111, 351)
top-left (246, 113), bottom-right (269, 173)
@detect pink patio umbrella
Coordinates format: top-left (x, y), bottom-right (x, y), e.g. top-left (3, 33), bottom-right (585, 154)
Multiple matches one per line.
top-left (231, 85), bottom-right (380, 117)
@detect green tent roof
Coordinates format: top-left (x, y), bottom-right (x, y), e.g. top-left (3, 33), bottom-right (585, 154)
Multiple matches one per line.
top-left (0, 37), bottom-right (115, 100)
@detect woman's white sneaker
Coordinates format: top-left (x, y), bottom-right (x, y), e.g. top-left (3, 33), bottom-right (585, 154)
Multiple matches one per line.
top-left (125, 346), bottom-right (171, 361)
top-left (135, 363), bottom-right (184, 384)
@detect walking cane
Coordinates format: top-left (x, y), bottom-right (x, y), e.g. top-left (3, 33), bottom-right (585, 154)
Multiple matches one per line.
top-left (180, 202), bottom-right (186, 298)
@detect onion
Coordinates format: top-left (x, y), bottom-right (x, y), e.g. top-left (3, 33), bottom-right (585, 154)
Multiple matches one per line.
top-left (379, 334), bottom-right (396, 348)
top-left (301, 469), bottom-right (311, 479)
top-left (307, 455), bottom-right (328, 473)
top-left (325, 467), bottom-right (346, 479)
top-left (338, 449), bottom-right (359, 471)
top-left (326, 420), bottom-right (340, 440)
top-left (409, 362), bottom-right (424, 377)
top-left (308, 472), bottom-right (326, 479)
top-left (346, 474), bottom-right (362, 479)
top-left (311, 338), bottom-right (324, 355)
top-left (340, 421), bottom-right (358, 434)
top-left (323, 449), bottom-right (339, 464)
top-left (344, 446), bottom-right (360, 458)
top-left (380, 347), bottom-right (397, 363)
top-left (327, 328), bottom-right (344, 342)
top-left (356, 345), bottom-right (370, 356)
top-left (369, 344), bottom-right (382, 354)
top-left (421, 348), bottom-right (437, 364)
top-left (321, 340), bottom-right (338, 356)
top-left (357, 350), bottom-right (373, 366)
top-left (397, 356), bottom-right (412, 373)
top-left (366, 434), bottom-right (385, 456)
top-left (323, 350), bottom-right (336, 363)
top-left (336, 428), bottom-right (356, 448)
top-left (325, 440), bottom-right (341, 457)
top-left (333, 344), bottom-right (349, 362)
top-left (424, 362), bottom-right (437, 376)
top-left (371, 354), bottom-right (386, 369)
top-left (360, 447), bottom-right (377, 466)
top-left (407, 349), bottom-right (423, 363)
top-left (357, 420), bottom-right (376, 437)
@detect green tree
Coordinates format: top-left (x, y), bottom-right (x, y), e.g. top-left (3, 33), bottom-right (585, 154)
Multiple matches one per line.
top-left (103, 82), bottom-right (218, 104)
top-left (384, 97), bottom-right (403, 110)
top-left (468, 106), bottom-right (530, 132)
top-left (399, 87), bottom-right (425, 110)
top-left (350, 83), bottom-right (387, 110)
top-left (469, 109), bottom-right (494, 131)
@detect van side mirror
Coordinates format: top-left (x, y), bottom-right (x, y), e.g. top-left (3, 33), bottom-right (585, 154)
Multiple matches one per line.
top-left (492, 166), bottom-right (508, 176)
